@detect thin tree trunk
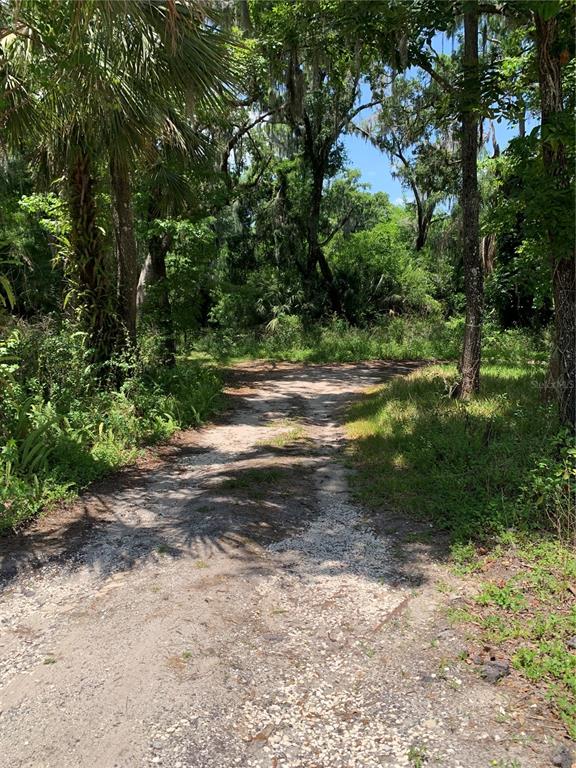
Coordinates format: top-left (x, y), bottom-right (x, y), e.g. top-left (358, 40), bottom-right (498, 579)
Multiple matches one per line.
top-left (458, 2), bottom-right (483, 399)
top-left (535, 12), bottom-right (576, 427)
top-left (306, 163), bottom-right (342, 315)
top-left (518, 106), bottom-right (526, 138)
top-left (146, 199), bottom-right (176, 367)
top-left (415, 200), bottom-right (434, 252)
top-left (109, 154), bottom-right (138, 347)
top-left (137, 252), bottom-right (153, 311)
top-left (68, 143), bottom-right (117, 371)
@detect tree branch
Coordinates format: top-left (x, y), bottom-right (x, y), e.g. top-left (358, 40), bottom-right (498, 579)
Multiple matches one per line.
top-left (220, 108), bottom-right (280, 175)
top-left (319, 207), bottom-right (356, 247)
top-left (347, 99), bottom-right (382, 123)
top-left (414, 54), bottom-right (456, 95)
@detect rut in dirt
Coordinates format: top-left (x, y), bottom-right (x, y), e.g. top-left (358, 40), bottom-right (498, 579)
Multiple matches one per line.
top-left (0, 363), bottom-right (557, 768)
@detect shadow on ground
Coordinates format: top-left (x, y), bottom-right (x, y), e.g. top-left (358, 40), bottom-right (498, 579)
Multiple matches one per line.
top-left (1, 361), bottom-right (437, 592)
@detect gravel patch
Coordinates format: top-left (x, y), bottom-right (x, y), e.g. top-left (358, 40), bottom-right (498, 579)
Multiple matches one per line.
top-left (0, 363), bottom-right (562, 768)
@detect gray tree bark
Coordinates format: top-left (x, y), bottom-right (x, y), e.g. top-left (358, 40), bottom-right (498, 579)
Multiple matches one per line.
top-left (109, 155), bottom-right (139, 347)
top-left (458, 1), bottom-right (483, 399)
top-left (534, 12), bottom-right (576, 428)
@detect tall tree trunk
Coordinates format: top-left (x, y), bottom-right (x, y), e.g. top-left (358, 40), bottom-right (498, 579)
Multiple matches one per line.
top-left (306, 163), bottom-right (342, 315)
top-left (534, 12), bottom-right (575, 428)
top-left (68, 142), bottom-right (117, 371)
top-left (458, 2), bottom-right (483, 399)
top-left (109, 154), bottom-right (138, 347)
top-left (415, 196), bottom-right (434, 252)
top-left (145, 199), bottom-right (176, 367)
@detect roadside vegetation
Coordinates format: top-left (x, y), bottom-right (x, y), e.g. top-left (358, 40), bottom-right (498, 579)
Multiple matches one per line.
top-left (195, 316), bottom-right (549, 367)
top-left (453, 535), bottom-right (576, 739)
top-left (346, 365), bottom-right (575, 735)
top-left (0, 3), bottom-right (573, 731)
top-left (0, 323), bottom-right (221, 532)
top-left (0, 0), bottom-right (573, 743)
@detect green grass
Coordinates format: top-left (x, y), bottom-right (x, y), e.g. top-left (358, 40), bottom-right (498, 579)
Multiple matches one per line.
top-left (460, 535), bottom-right (576, 738)
top-left (257, 424), bottom-right (309, 449)
top-left (345, 364), bottom-right (576, 737)
top-left (195, 316), bottom-right (549, 367)
top-left (346, 363), bottom-right (558, 540)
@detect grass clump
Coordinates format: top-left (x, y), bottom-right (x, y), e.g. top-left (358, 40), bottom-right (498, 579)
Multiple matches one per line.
top-left (258, 422), bottom-right (309, 449)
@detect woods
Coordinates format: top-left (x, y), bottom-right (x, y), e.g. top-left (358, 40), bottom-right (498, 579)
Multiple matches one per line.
top-left (0, 0), bottom-right (574, 530)
top-left (1, 1), bottom-right (576, 762)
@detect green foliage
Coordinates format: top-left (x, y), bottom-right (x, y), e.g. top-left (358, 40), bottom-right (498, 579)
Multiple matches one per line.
top-left (346, 363), bottom-right (562, 541)
top-left (477, 582), bottom-right (528, 612)
top-left (514, 641), bottom-right (576, 736)
top-left (520, 429), bottom-right (576, 542)
top-left (0, 0), bottom-right (570, 539)
top-left (0, 322), bottom-right (221, 533)
top-left (346, 359), bottom-right (575, 735)
top-left (196, 315), bottom-right (548, 368)
top-left (329, 214), bottom-right (439, 321)
top-left (454, 533), bottom-right (576, 738)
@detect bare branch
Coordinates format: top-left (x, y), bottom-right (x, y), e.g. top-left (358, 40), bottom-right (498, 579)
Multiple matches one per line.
top-left (220, 107), bottom-right (281, 175)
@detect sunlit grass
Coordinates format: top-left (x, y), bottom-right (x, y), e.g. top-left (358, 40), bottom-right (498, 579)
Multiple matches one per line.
top-left (194, 316), bottom-right (549, 367)
top-left (346, 363), bottom-right (575, 737)
top-left (346, 363), bottom-right (555, 541)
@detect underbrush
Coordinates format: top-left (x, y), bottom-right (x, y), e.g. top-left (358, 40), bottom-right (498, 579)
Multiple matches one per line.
top-left (0, 323), bottom-right (222, 533)
top-left (346, 363), bottom-right (573, 541)
top-left (452, 534), bottom-right (576, 738)
top-left (346, 364), bottom-right (575, 735)
top-left (195, 315), bottom-right (549, 367)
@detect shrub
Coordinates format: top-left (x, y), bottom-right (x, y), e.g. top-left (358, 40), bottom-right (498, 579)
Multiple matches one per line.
top-left (520, 429), bottom-right (576, 544)
top-left (0, 321), bottom-right (222, 533)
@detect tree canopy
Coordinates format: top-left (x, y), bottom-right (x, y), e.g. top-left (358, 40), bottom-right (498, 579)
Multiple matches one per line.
top-left (0, 0), bottom-right (574, 531)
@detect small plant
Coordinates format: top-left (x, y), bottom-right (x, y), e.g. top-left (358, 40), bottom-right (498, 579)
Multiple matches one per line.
top-left (359, 642), bottom-right (376, 658)
top-left (520, 429), bottom-right (576, 544)
top-left (476, 582), bottom-right (528, 612)
top-left (407, 744), bottom-right (428, 767)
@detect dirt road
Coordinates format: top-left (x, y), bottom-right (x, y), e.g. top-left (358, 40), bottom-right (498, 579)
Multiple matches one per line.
top-left (0, 364), bottom-right (563, 767)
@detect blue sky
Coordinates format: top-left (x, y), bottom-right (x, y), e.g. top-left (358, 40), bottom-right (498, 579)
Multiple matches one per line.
top-left (341, 119), bottom-right (527, 203)
top-left (340, 31), bottom-right (535, 204)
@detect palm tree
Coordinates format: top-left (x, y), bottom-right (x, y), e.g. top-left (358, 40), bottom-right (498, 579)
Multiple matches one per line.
top-left (1, 0), bottom-right (234, 372)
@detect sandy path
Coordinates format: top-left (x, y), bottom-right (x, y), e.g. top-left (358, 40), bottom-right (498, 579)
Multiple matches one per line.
top-left (0, 363), bottom-right (563, 767)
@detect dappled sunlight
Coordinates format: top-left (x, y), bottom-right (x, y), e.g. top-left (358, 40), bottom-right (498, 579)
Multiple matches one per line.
top-left (1, 361), bottom-right (425, 589)
top-left (347, 363), bottom-right (559, 542)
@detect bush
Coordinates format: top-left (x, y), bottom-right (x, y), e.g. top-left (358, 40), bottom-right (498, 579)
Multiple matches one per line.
top-left (520, 429), bottom-right (576, 544)
top-left (0, 321), bottom-right (222, 533)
